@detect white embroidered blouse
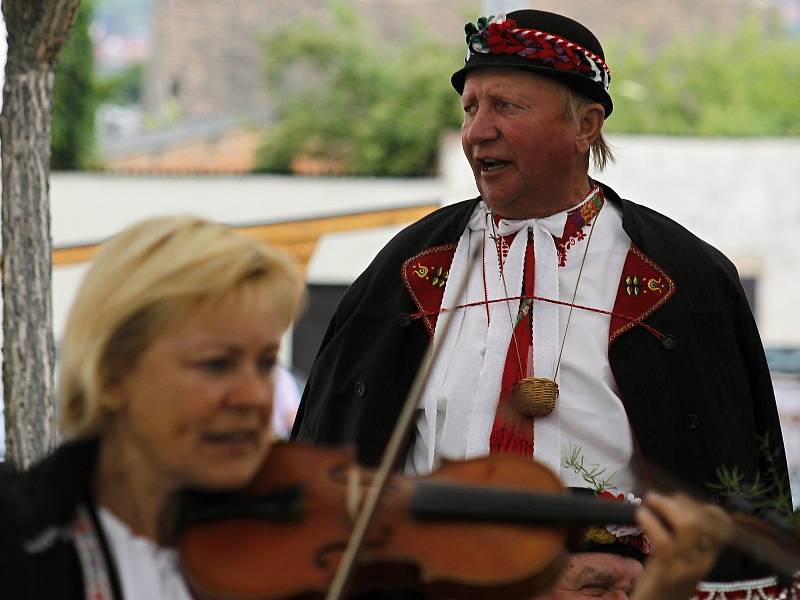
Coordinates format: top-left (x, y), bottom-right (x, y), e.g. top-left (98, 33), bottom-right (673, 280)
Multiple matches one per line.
top-left (99, 507), bottom-right (193, 600)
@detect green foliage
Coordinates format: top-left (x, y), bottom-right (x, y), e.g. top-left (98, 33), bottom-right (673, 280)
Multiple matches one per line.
top-left (52, 0), bottom-right (99, 170)
top-left (709, 433), bottom-right (799, 527)
top-left (562, 445), bottom-right (618, 493)
top-left (256, 3), bottom-right (463, 176)
top-left (606, 15), bottom-right (800, 136)
top-left (257, 9), bottom-right (800, 175)
top-left (98, 61), bottom-right (143, 105)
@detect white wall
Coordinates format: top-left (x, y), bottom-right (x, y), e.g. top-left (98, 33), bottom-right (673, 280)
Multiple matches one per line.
top-left (0, 172), bottom-right (444, 454)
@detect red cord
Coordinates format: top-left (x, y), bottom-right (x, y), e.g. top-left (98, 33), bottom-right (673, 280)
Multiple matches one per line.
top-left (409, 294), bottom-right (665, 340)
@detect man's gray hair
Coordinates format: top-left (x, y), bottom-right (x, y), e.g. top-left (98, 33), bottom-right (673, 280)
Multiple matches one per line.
top-left (561, 87), bottom-right (614, 172)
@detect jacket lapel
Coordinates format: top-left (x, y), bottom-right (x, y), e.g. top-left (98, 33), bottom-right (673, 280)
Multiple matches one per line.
top-left (610, 244), bottom-right (676, 343)
top-left (402, 243), bottom-right (458, 338)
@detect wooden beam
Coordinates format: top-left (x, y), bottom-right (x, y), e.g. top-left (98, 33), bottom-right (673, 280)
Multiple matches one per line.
top-left (51, 204), bottom-right (438, 270)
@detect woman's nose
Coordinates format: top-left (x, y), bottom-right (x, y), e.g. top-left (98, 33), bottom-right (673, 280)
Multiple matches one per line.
top-left (225, 368), bottom-right (274, 411)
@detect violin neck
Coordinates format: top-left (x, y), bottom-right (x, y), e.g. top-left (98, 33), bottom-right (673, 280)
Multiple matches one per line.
top-left (411, 481), bottom-right (637, 527)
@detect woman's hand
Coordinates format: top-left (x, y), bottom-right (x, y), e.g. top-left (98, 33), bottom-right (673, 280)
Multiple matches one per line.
top-left (632, 492), bottom-right (734, 600)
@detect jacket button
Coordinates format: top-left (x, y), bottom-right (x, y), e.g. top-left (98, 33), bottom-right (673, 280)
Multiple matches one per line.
top-left (710, 491), bottom-right (722, 505)
top-left (396, 313), bottom-right (412, 328)
top-left (355, 382), bottom-right (367, 398)
top-left (683, 414), bottom-right (700, 430)
top-left (661, 334), bottom-right (677, 350)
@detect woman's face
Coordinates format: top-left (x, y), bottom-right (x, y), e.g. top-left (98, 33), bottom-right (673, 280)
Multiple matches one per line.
top-left (104, 291), bottom-right (284, 492)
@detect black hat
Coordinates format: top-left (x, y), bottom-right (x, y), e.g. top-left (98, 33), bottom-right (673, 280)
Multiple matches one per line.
top-left (451, 10), bottom-right (613, 117)
top-left (567, 487), bottom-right (651, 563)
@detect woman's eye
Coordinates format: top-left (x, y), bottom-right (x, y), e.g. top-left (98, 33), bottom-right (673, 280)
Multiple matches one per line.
top-left (258, 357), bottom-right (277, 373)
top-left (199, 358), bottom-right (233, 372)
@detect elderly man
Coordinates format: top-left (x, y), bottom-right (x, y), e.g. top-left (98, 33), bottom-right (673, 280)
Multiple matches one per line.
top-left (555, 491), bottom-right (730, 600)
top-left (569, 491), bottom-right (799, 600)
top-left (293, 8), bottom-right (788, 578)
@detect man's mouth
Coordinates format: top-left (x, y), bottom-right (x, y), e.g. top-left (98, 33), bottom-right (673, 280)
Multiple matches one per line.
top-left (477, 158), bottom-right (511, 173)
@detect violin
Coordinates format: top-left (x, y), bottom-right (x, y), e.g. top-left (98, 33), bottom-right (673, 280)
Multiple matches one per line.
top-left (169, 442), bottom-right (641, 600)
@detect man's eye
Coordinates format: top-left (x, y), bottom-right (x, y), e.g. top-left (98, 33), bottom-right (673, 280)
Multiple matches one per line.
top-left (462, 103), bottom-right (477, 114)
top-left (497, 100), bottom-right (516, 110)
top-left (579, 584), bottom-right (611, 596)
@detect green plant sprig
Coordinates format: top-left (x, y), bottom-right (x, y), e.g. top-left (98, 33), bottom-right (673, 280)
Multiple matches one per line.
top-left (562, 445), bottom-right (618, 493)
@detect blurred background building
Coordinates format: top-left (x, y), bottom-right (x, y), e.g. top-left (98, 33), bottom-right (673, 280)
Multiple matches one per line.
top-left (99, 0), bottom-right (800, 171)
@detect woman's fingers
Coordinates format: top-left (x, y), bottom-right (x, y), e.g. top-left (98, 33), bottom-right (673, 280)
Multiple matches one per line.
top-left (631, 492), bottom-right (735, 600)
top-left (641, 491), bottom-right (734, 556)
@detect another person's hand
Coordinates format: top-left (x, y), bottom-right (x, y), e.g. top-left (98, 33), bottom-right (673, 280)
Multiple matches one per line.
top-left (632, 492), bottom-right (734, 600)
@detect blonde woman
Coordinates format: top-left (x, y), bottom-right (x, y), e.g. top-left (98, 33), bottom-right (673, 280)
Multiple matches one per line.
top-left (1, 216), bottom-right (304, 599)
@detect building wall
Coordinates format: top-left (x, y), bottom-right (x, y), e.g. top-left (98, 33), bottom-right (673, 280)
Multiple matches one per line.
top-left (105, 128), bottom-right (263, 173)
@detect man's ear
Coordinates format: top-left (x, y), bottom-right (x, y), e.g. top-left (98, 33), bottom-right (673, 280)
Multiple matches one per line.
top-left (576, 103), bottom-right (605, 154)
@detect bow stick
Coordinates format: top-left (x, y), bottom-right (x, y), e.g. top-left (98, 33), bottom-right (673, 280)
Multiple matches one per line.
top-left (325, 243), bottom-right (481, 600)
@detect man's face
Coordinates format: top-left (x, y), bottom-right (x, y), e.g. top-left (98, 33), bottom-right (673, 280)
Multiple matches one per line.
top-left (460, 68), bottom-right (581, 219)
top-left (537, 553), bottom-right (643, 599)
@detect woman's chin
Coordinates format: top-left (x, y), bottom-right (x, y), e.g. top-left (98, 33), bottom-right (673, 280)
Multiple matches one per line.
top-left (189, 451), bottom-right (269, 491)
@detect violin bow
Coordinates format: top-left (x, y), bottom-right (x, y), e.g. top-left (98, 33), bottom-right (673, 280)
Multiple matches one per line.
top-left (325, 243), bottom-right (481, 600)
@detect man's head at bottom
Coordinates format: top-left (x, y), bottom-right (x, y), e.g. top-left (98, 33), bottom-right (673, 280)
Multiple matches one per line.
top-left (536, 552), bottom-right (642, 600)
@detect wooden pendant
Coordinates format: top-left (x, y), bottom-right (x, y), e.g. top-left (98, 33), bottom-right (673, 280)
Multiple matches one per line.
top-left (513, 377), bottom-right (558, 418)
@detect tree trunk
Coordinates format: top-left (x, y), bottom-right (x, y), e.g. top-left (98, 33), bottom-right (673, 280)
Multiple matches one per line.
top-left (1, 0), bottom-right (81, 468)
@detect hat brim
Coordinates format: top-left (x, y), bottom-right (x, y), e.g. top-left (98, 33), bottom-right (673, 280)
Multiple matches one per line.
top-left (451, 54), bottom-right (613, 117)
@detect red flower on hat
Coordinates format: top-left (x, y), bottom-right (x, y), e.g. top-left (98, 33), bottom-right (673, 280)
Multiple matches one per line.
top-left (492, 17), bottom-right (517, 32)
top-left (487, 35), bottom-right (525, 54)
top-left (486, 19), bottom-right (525, 55)
top-left (598, 490), bottom-right (626, 501)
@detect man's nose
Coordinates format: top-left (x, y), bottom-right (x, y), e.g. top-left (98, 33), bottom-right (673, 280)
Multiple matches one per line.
top-left (465, 106), bottom-right (498, 146)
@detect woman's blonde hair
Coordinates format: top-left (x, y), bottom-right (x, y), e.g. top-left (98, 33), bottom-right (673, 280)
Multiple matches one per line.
top-left (561, 87), bottom-right (615, 172)
top-left (57, 216), bottom-right (305, 439)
